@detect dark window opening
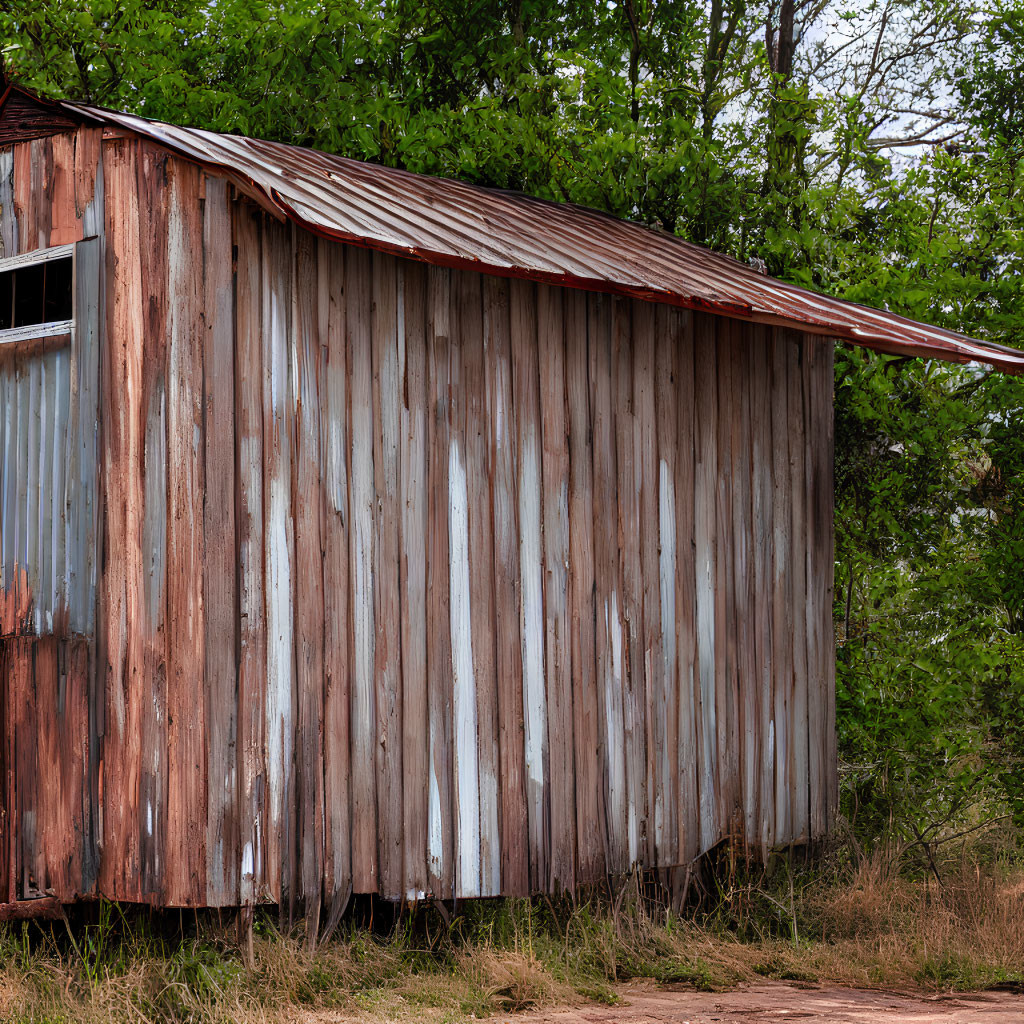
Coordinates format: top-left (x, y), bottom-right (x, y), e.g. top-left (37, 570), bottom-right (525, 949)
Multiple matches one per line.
top-left (0, 256), bottom-right (73, 332)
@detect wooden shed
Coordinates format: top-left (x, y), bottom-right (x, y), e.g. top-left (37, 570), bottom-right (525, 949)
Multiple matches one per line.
top-left (0, 84), bottom-right (1020, 922)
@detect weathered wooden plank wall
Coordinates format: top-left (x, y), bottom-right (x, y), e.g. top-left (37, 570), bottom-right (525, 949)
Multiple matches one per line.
top-left (0, 128), bottom-right (103, 903)
top-left (0, 133), bottom-right (837, 909)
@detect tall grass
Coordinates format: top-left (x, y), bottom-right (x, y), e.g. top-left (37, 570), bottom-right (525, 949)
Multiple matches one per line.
top-left (0, 836), bottom-right (1021, 1023)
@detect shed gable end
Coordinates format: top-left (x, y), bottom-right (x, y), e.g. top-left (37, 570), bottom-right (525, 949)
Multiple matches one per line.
top-left (0, 89), bottom-right (82, 148)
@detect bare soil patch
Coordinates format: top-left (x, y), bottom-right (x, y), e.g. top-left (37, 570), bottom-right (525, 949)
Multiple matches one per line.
top-left (506, 980), bottom-right (1024, 1024)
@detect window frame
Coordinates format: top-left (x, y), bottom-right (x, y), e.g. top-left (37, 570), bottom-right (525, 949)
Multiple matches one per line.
top-left (0, 242), bottom-right (76, 347)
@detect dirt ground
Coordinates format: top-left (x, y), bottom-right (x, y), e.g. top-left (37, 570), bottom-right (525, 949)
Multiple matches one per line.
top-left (506, 980), bottom-right (1024, 1024)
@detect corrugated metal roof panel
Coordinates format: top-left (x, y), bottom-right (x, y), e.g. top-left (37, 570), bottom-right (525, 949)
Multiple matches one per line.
top-left (44, 92), bottom-right (1024, 374)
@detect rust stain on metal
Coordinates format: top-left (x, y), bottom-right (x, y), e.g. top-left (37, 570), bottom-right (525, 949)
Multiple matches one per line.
top-left (0, 566), bottom-right (33, 636)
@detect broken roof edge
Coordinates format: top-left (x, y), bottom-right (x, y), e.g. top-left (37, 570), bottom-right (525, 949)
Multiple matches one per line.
top-left (2, 84), bottom-right (1020, 374)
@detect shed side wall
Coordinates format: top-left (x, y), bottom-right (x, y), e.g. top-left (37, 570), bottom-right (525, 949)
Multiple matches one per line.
top-left (0, 136), bottom-right (835, 908)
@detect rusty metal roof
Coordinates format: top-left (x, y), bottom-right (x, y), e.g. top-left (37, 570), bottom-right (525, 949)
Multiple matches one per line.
top-left (37, 91), bottom-right (1024, 373)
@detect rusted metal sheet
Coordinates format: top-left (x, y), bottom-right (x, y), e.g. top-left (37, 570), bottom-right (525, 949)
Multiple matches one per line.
top-left (0, 90), bottom-right (1003, 373)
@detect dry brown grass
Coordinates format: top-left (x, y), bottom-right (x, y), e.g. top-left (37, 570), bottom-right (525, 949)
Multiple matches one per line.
top-left (679, 850), bottom-right (1024, 992)
top-left (0, 848), bottom-right (1020, 1023)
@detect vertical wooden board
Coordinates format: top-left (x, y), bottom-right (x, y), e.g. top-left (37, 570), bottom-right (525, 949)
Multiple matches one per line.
top-left (201, 177), bottom-right (238, 907)
top-left (371, 252), bottom-right (403, 899)
top-left (749, 326), bottom-right (776, 856)
top-left (292, 228), bottom-right (325, 929)
top-left (48, 133), bottom-right (80, 245)
top-left (538, 284), bottom-right (574, 893)
top-left (72, 640), bottom-right (95, 895)
top-left (588, 293), bottom-right (627, 876)
top-left (98, 139), bottom-right (146, 901)
top-left (786, 332), bottom-right (809, 843)
top-left (30, 641), bottom-right (54, 893)
top-left (165, 160), bottom-right (208, 905)
top-left (566, 289), bottom-right (602, 883)
top-left (27, 661), bottom-right (47, 894)
top-left (13, 137), bottom-right (50, 252)
top-left (346, 245), bottom-right (378, 894)
top-left (632, 300), bottom-right (661, 868)
top-left (30, 647), bottom-right (70, 898)
top-left (30, 138), bottom-right (53, 250)
top-left (803, 335), bottom-right (823, 841)
top-left (731, 321), bottom-right (758, 850)
top-left (69, 233), bottom-right (102, 636)
top-left (769, 330), bottom-right (793, 844)
top-left (715, 318), bottom-right (737, 837)
top-left (460, 271), bottom-right (500, 897)
top-left (613, 297), bottom-right (644, 866)
top-left (671, 309), bottom-right (700, 865)
top-left (822, 340), bottom-right (837, 833)
top-left (693, 313), bottom-right (719, 853)
top-left (485, 274), bottom-right (528, 897)
top-left (806, 336), bottom-right (835, 839)
top-left (62, 640), bottom-right (92, 897)
top-left (320, 239), bottom-right (352, 919)
top-left (13, 641), bottom-right (38, 897)
top-left (73, 126), bottom-right (103, 237)
top-left (400, 261), bottom-right (429, 899)
top-left (12, 143), bottom-right (31, 253)
top-left (511, 278), bottom-right (547, 892)
top-left (448, 272), bottom-right (481, 900)
top-left (654, 305), bottom-right (679, 869)
top-left (33, 639), bottom-right (88, 898)
top-left (260, 216), bottom-right (295, 904)
top-left (426, 265), bottom-right (454, 898)
top-left (0, 147), bottom-right (17, 257)
top-left (234, 204), bottom-right (267, 907)
top-left (2, 640), bottom-right (16, 901)
top-left (134, 147), bottom-right (170, 901)
top-left (0, 640), bottom-right (10, 901)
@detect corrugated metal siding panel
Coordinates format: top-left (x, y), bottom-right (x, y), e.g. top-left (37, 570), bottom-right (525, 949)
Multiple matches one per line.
top-left (49, 96), bottom-right (1024, 374)
top-left (0, 244), bottom-right (101, 639)
top-left (0, 348), bottom-right (70, 635)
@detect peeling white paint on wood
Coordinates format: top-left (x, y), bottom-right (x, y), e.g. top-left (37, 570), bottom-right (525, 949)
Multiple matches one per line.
top-left (428, 759), bottom-right (444, 880)
top-left (658, 457), bottom-right (676, 861)
top-left (695, 329), bottom-right (719, 854)
top-left (604, 590), bottom-right (626, 863)
top-left (518, 421), bottom-right (546, 875)
top-left (263, 259), bottom-right (295, 889)
top-left (348, 247), bottom-right (378, 891)
top-left (449, 437), bottom-right (481, 899)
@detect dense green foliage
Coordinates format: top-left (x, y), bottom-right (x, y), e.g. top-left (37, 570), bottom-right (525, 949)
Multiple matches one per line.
top-left (2, 0), bottom-right (1022, 856)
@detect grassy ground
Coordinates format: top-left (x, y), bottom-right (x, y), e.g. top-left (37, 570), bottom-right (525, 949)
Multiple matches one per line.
top-left (1, 837), bottom-right (1022, 1024)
